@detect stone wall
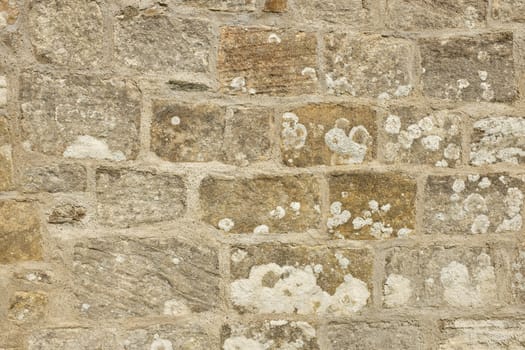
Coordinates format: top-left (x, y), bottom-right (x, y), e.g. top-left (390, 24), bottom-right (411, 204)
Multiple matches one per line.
top-left (1, 0), bottom-right (525, 348)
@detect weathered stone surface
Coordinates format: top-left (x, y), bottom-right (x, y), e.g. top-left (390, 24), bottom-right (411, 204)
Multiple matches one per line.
top-left (151, 102), bottom-right (272, 165)
top-left (177, 0), bottom-right (255, 11)
top-left (229, 244), bottom-right (373, 314)
top-left (419, 32), bottom-right (516, 102)
top-left (324, 33), bottom-right (415, 98)
top-left (20, 164), bottom-right (87, 193)
top-left (296, 0), bottom-right (371, 26)
top-left (424, 174), bottom-right (524, 235)
top-left (8, 291), bottom-right (48, 322)
top-left (122, 322), bottom-right (219, 349)
top-left (384, 246), bottom-right (499, 308)
top-left (47, 203), bottom-right (87, 224)
top-left (0, 200), bottom-right (42, 264)
top-left (28, 0), bottom-right (105, 67)
top-left (386, 0), bottom-right (487, 30)
top-left (95, 168), bottom-right (186, 227)
top-left (439, 319), bottom-right (525, 349)
top-left (328, 172), bottom-right (416, 240)
top-left (218, 27), bottom-right (318, 95)
top-left (73, 236), bottom-right (219, 319)
top-left (222, 320), bottom-right (319, 349)
top-left (493, 0), bottom-right (525, 22)
top-left (0, 75), bottom-right (6, 106)
top-left (19, 72), bottom-right (141, 160)
top-left (382, 107), bottom-right (463, 167)
top-left (0, 0), bottom-right (18, 29)
top-left (327, 321), bottom-right (424, 349)
top-left (510, 246), bottom-right (525, 303)
top-left (280, 104), bottom-right (377, 167)
top-left (115, 9), bottom-right (212, 73)
top-left (470, 116), bottom-right (525, 166)
top-left (264, 0), bottom-right (286, 12)
top-left (0, 115), bottom-right (12, 191)
top-left (200, 175), bottom-right (321, 234)
top-left (27, 328), bottom-right (117, 350)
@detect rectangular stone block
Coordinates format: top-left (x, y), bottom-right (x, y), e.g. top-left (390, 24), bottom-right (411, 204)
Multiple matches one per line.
top-left (419, 32), bottom-right (516, 102)
top-left (386, 0), bottom-right (487, 30)
top-left (20, 163), bottom-right (87, 193)
top-left (19, 72), bottom-right (141, 161)
top-left (222, 320), bottom-right (319, 349)
top-left (493, 0), bottom-right (525, 22)
top-left (115, 9), bottom-right (212, 73)
top-left (8, 291), bottom-right (48, 323)
top-left (328, 172), bottom-right (417, 240)
top-left (264, 0), bottom-right (287, 12)
top-left (229, 244), bottom-right (373, 314)
top-left (382, 107), bottom-right (463, 167)
top-left (296, 0), bottom-right (372, 26)
top-left (327, 321), bottom-right (424, 349)
top-left (324, 33), bottom-right (415, 98)
top-left (439, 319), bottom-right (525, 349)
top-left (424, 174), bottom-right (524, 235)
top-left (280, 103), bottom-right (377, 167)
top-left (0, 200), bottom-right (42, 264)
top-left (470, 115), bottom-right (525, 166)
top-left (176, 0), bottom-right (255, 11)
top-left (509, 245), bottom-right (525, 303)
top-left (95, 167), bottom-right (186, 227)
top-left (72, 236), bottom-right (219, 319)
top-left (218, 27), bottom-right (318, 95)
top-left (384, 246), bottom-right (500, 308)
top-left (200, 175), bottom-right (321, 234)
top-left (151, 102), bottom-right (272, 165)
top-left (27, 328), bottom-right (117, 350)
top-left (0, 115), bottom-right (12, 191)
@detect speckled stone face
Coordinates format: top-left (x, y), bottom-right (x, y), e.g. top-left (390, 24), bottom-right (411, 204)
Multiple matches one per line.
top-left (0, 115), bottom-right (12, 191)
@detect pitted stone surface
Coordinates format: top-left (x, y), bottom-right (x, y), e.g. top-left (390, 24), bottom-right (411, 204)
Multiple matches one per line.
top-left (492, 0), bottom-right (525, 22)
top-left (0, 0), bottom-right (18, 28)
top-left (20, 164), bottom-right (87, 193)
top-left (8, 291), bottom-right (48, 323)
top-left (296, 0), bottom-right (372, 26)
top-left (0, 115), bottom-right (12, 191)
top-left (27, 328), bottom-right (117, 350)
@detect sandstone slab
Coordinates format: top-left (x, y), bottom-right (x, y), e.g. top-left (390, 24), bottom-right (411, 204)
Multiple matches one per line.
top-left (0, 115), bottom-right (12, 191)
top-left (0, 0), bottom-right (18, 29)
top-left (264, 0), bottom-right (286, 12)
top-left (493, 0), bottom-right (525, 22)
top-left (177, 0), bottom-right (255, 11)
top-left (20, 164), bottom-right (87, 193)
top-left (509, 245), bottom-right (525, 303)
top-left (8, 291), bottom-right (48, 323)
top-left (296, 0), bottom-right (371, 26)
top-left (27, 328), bottom-right (117, 350)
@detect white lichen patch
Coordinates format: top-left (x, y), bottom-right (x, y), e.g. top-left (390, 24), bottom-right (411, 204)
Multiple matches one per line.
top-left (231, 249), bottom-right (248, 263)
top-left (383, 274), bottom-right (412, 307)
top-left (230, 263), bottom-right (370, 314)
top-left (223, 336), bottom-right (266, 350)
top-left (281, 112), bottom-right (307, 152)
top-left (170, 116), bottom-right (180, 126)
top-left (324, 118), bottom-right (370, 164)
top-left (270, 206), bottom-right (286, 220)
top-left (301, 67), bottom-right (317, 80)
top-left (163, 299), bottom-right (191, 316)
top-left (253, 225), bottom-right (269, 234)
top-left (150, 335), bottom-right (174, 350)
top-left (344, 198), bottom-right (401, 239)
top-left (267, 33), bottom-right (281, 44)
top-left (0, 76), bottom-right (7, 106)
top-left (327, 201), bottom-right (351, 233)
top-left (63, 135), bottom-right (126, 161)
top-left (230, 76), bottom-right (246, 92)
top-left (218, 218), bottom-right (235, 232)
top-left (290, 202), bottom-right (301, 215)
top-left (385, 114), bottom-right (401, 134)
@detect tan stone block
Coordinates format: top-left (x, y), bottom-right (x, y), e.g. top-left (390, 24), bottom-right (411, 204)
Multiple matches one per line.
top-left (328, 172), bottom-right (417, 239)
top-left (200, 175), bottom-right (321, 234)
top-left (20, 164), bottom-right (87, 193)
top-left (8, 291), bottom-right (48, 323)
top-left (324, 33), bottom-right (415, 98)
top-left (178, 0), bottom-right (255, 11)
top-left (381, 107), bottom-right (463, 167)
top-left (493, 0), bottom-right (525, 22)
top-left (229, 244), bottom-right (373, 314)
top-left (439, 319), bottom-right (525, 348)
top-left (509, 245), bottom-right (525, 303)
top-left (0, 115), bottom-right (12, 191)
top-left (264, 0), bottom-right (287, 12)
top-left (296, 0), bottom-right (371, 26)
top-left (27, 328), bottom-right (117, 350)
top-left (419, 32), bottom-right (516, 102)
top-left (47, 203), bottom-right (87, 224)
top-left (0, 200), bottom-right (42, 264)
top-left (280, 103), bottom-right (377, 167)
top-left (0, 0), bottom-right (18, 28)
top-left (218, 27), bottom-right (318, 95)
top-left (424, 174), bottom-right (524, 235)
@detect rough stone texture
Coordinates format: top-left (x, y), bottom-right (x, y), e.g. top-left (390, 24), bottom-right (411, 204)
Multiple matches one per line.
top-left (218, 27), bottom-right (318, 95)
top-left (175, 0), bottom-right (255, 11)
top-left (115, 9), bottom-right (213, 74)
top-left (95, 168), bottom-right (186, 227)
top-left (19, 72), bottom-right (141, 160)
top-left (20, 164), bottom-right (87, 193)
top-left (229, 244), bottom-right (373, 314)
top-left (222, 320), bottom-right (319, 349)
top-left (327, 321), bottom-right (424, 349)
top-left (280, 104), bottom-right (377, 167)
top-left (419, 32), bottom-right (516, 102)
top-left (0, 201), bottom-right (42, 264)
top-left (382, 107), bottom-right (463, 167)
top-left (386, 0), bottom-right (487, 30)
top-left (200, 175), bottom-right (321, 234)
top-left (47, 203), bottom-right (87, 224)
top-left (264, 0), bottom-right (286, 12)
top-left (439, 319), bottom-right (525, 348)
top-left (27, 329), bottom-right (118, 350)
top-left (0, 115), bottom-right (12, 191)
top-left (296, 0), bottom-right (371, 26)
top-left (492, 0), bottom-right (525, 22)
top-left (0, 0), bottom-right (18, 28)
top-left (384, 246), bottom-right (499, 308)
top-left (470, 115), bottom-right (525, 166)
top-left (328, 172), bottom-right (417, 239)
top-left (8, 291), bottom-right (48, 323)
top-left (72, 236), bottom-right (219, 319)
top-left (151, 102), bottom-right (272, 165)
top-left (28, 0), bottom-right (105, 67)
top-left (324, 33), bottom-right (415, 98)
top-left (424, 174), bottom-right (525, 235)
top-left (509, 246), bottom-right (525, 303)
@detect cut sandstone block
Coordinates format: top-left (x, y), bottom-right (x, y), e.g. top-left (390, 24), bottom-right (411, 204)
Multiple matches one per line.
top-left (175, 0), bottom-right (255, 11)
top-left (0, 0), bottom-right (18, 29)
top-left (229, 244), bottom-right (373, 314)
top-left (296, 0), bottom-right (372, 26)
top-left (27, 329), bottom-right (117, 350)
top-left (0, 115), bottom-right (12, 191)
top-left (20, 164), bottom-right (87, 193)
top-left (492, 0), bottom-right (525, 22)
top-left (8, 291), bottom-right (48, 323)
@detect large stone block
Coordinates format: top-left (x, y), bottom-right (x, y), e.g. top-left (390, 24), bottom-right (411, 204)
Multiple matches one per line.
top-left (280, 104), bottom-right (377, 167)
top-left (28, 0), bottom-right (105, 67)
top-left (95, 168), bottom-right (186, 227)
top-left (229, 244), bottom-right (373, 314)
top-left (384, 246), bottom-right (500, 308)
top-left (419, 32), bottom-right (516, 102)
top-left (19, 72), bottom-right (141, 161)
top-left (324, 33), bottom-right (415, 98)
top-left (218, 27), bottom-right (318, 95)
top-left (8, 291), bottom-right (48, 323)
top-left (27, 329), bottom-right (117, 350)
top-left (295, 0), bottom-right (372, 26)
top-left (72, 236), bottom-right (219, 319)
top-left (20, 164), bottom-right (87, 193)
top-left (200, 175), bottom-right (321, 234)
top-left (176, 0), bottom-right (255, 11)
top-left (381, 107), bottom-right (463, 167)
top-left (424, 174), bottom-right (524, 235)
top-left (509, 245), bottom-right (525, 303)
top-left (328, 172), bottom-right (417, 239)
top-left (492, 0), bottom-right (525, 22)
top-left (0, 200), bottom-right (42, 264)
